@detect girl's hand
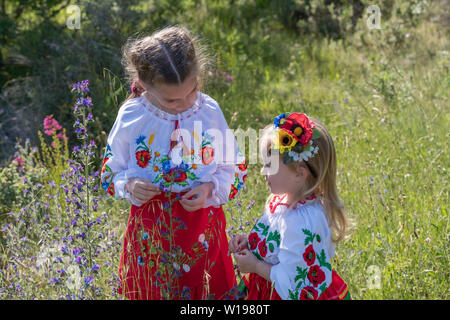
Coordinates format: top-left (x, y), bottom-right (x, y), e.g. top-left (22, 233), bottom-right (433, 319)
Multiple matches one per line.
top-left (228, 234), bottom-right (248, 256)
top-left (126, 177), bottom-right (161, 205)
top-left (233, 249), bottom-right (273, 280)
top-left (232, 249), bottom-right (259, 274)
top-left (179, 182), bottom-right (214, 212)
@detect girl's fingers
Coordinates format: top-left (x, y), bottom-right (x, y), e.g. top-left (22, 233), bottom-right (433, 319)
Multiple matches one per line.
top-left (234, 238), bottom-right (242, 250)
top-left (180, 198), bottom-right (198, 206)
top-left (133, 190), bottom-right (161, 205)
top-left (182, 189), bottom-right (196, 200)
top-left (180, 201), bottom-right (197, 212)
top-left (143, 185), bottom-right (161, 192)
top-left (180, 197), bottom-right (204, 210)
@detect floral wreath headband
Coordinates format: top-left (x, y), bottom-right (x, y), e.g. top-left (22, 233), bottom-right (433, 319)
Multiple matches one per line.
top-left (270, 112), bottom-right (322, 173)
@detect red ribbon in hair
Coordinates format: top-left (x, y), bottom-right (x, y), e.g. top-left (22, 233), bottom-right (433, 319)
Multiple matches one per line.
top-left (130, 80), bottom-right (144, 96)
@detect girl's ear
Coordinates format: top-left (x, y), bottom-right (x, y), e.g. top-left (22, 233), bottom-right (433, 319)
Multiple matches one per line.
top-left (296, 164), bottom-right (309, 180)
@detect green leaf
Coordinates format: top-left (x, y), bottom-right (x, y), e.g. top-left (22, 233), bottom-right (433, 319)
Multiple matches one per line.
top-left (258, 223), bottom-right (269, 236)
top-left (294, 266), bottom-right (308, 283)
top-left (317, 249), bottom-right (332, 271)
top-left (288, 289), bottom-right (299, 300)
top-left (185, 171), bottom-right (198, 180)
top-left (162, 181), bottom-right (171, 188)
top-left (302, 228), bottom-right (315, 245)
top-left (136, 146), bottom-right (148, 152)
top-left (319, 283), bottom-right (328, 294)
top-left (283, 154), bottom-right (293, 164)
top-left (152, 174), bottom-right (162, 184)
top-left (312, 128), bottom-right (321, 139)
top-left (302, 228), bottom-right (313, 237)
top-left (268, 242), bottom-right (274, 252)
top-left (267, 230), bottom-right (281, 248)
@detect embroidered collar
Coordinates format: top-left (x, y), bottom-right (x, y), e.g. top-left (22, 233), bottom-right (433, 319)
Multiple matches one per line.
top-left (268, 194), bottom-right (317, 214)
top-left (140, 91), bottom-right (204, 121)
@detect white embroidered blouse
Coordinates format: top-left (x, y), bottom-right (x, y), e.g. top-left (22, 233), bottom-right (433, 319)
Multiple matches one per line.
top-left (248, 194), bottom-right (335, 300)
top-left (100, 91), bottom-right (247, 207)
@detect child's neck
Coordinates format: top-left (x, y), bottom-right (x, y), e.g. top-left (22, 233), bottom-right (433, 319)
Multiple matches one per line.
top-left (144, 92), bottom-right (178, 115)
top-left (285, 191), bottom-right (315, 206)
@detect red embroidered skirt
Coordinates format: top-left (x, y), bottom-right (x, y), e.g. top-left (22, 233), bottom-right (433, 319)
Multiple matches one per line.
top-left (118, 192), bottom-right (236, 300)
top-left (243, 270), bottom-right (350, 300)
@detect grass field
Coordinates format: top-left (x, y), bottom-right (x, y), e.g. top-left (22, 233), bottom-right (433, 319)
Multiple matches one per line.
top-left (0, 1), bottom-right (448, 299)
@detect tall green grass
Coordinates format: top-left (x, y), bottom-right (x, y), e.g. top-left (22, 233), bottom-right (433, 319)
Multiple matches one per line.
top-left (217, 4), bottom-right (449, 299)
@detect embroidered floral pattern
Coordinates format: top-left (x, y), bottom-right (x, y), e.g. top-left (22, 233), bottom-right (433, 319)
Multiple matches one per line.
top-left (245, 195), bottom-right (332, 300)
top-left (248, 232), bottom-right (260, 250)
top-left (258, 238), bottom-right (268, 258)
top-left (288, 228), bottom-right (331, 300)
top-left (248, 221), bottom-right (281, 260)
top-left (268, 195), bottom-right (289, 214)
top-left (153, 156), bottom-right (199, 188)
top-left (303, 244), bottom-right (316, 266)
top-left (101, 143), bottom-right (115, 197)
top-left (299, 286), bottom-right (318, 300)
top-left (230, 153), bottom-right (247, 200)
top-left (101, 129), bottom-right (248, 201)
top-left (135, 226), bottom-right (159, 272)
top-left (307, 265), bottom-right (326, 287)
top-left (135, 134), bottom-right (155, 168)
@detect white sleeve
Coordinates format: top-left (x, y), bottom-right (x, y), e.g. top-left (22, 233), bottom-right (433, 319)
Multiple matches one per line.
top-left (199, 164), bottom-right (234, 207)
top-left (198, 99), bottom-right (247, 207)
top-left (100, 108), bottom-right (142, 206)
top-left (269, 209), bottom-right (333, 300)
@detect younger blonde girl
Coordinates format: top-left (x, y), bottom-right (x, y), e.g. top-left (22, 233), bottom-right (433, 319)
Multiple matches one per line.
top-left (229, 112), bottom-right (350, 300)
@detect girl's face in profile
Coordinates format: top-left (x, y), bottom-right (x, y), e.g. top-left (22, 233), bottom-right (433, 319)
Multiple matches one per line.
top-left (260, 154), bottom-right (297, 195)
top-left (260, 144), bottom-right (309, 197)
top-left (141, 74), bottom-right (198, 115)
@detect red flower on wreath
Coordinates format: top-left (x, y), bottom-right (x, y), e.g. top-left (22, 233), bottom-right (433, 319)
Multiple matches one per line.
top-left (307, 265), bottom-right (326, 287)
top-left (279, 113), bottom-right (315, 147)
top-left (299, 286), bottom-right (318, 300)
top-left (136, 150), bottom-right (151, 168)
top-left (303, 244), bottom-right (316, 266)
top-left (258, 238), bottom-right (268, 257)
top-left (248, 232), bottom-right (261, 250)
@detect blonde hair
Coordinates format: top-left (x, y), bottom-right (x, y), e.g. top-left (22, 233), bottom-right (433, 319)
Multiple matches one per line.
top-left (259, 119), bottom-right (349, 243)
top-left (121, 25), bottom-right (211, 101)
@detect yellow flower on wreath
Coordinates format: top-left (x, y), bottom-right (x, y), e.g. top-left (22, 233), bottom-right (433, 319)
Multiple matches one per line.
top-left (272, 129), bottom-right (297, 154)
